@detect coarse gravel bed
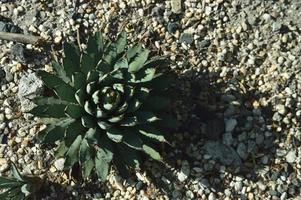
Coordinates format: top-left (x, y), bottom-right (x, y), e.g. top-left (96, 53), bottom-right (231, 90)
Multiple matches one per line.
top-left (0, 0), bottom-right (301, 199)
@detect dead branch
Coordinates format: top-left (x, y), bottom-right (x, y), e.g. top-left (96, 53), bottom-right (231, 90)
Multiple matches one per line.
top-left (0, 31), bottom-right (43, 45)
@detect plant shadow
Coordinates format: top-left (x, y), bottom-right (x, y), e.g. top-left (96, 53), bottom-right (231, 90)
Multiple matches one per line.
top-left (143, 66), bottom-right (278, 198)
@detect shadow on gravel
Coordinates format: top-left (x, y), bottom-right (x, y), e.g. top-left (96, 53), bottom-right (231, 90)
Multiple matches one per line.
top-left (146, 66), bottom-right (278, 197)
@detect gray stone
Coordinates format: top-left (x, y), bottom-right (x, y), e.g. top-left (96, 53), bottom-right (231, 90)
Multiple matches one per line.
top-left (275, 104), bottom-right (286, 115)
top-left (54, 158), bottom-right (65, 171)
top-left (18, 73), bottom-right (43, 112)
top-left (18, 73), bottom-right (43, 100)
top-left (237, 143), bottom-right (248, 159)
top-left (171, 0), bottom-right (182, 14)
top-left (223, 132), bottom-right (233, 145)
top-left (177, 160), bottom-right (190, 182)
top-left (286, 150), bottom-right (296, 163)
top-left (179, 33), bottom-right (194, 44)
top-left (225, 118), bottom-right (237, 132)
top-left (208, 192), bottom-right (216, 200)
top-left (203, 141), bottom-right (242, 167)
top-left (11, 44), bottom-right (27, 62)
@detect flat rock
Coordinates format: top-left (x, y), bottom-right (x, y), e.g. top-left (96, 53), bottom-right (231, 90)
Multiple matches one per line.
top-left (171, 0), bottom-right (182, 14)
top-left (203, 141), bottom-right (242, 167)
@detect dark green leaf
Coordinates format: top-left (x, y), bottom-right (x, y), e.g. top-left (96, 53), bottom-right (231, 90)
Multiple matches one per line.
top-left (97, 121), bottom-right (112, 130)
top-left (114, 57), bottom-right (128, 69)
top-left (65, 104), bottom-right (84, 118)
top-left (81, 53), bottom-right (96, 74)
top-left (82, 159), bottom-right (94, 178)
top-left (79, 138), bottom-right (92, 164)
top-left (143, 96), bottom-right (170, 111)
top-left (30, 104), bottom-right (66, 118)
top-left (128, 49), bottom-right (149, 73)
top-left (37, 70), bottom-right (77, 103)
top-left (52, 61), bottom-right (71, 83)
top-left (136, 111), bottom-right (160, 123)
top-left (81, 116), bottom-right (96, 128)
top-left (106, 128), bottom-right (123, 143)
top-left (75, 88), bottom-right (86, 106)
top-left (11, 163), bottom-right (23, 182)
top-left (55, 141), bottom-right (69, 158)
top-left (115, 31), bottom-right (127, 54)
top-left (127, 43), bottom-right (142, 60)
top-left (97, 135), bottom-right (114, 162)
top-left (95, 156), bottom-right (109, 182)
top-left (123, 132), bottom-right (143, 150)
top-left (63, 42), bottom-right (80, 78)
top-left (72, 72), bottom-right (86, 90)
top-left (139, 126), bottom-right (167, 143)
top-left (119, 116), bottom-right (138, 126)
top-left (33, 97), bottom-right (71, 106)
top-left (65, 135), bottom-right (83, 167)
top-left (65, 120), bottom-right (86, 146)
top-left (142, 144), bottom-right (162, 161)
top-left (117, 144), bottom-right (140, 169)
top-left (126, 98), bottom-right (142, 113)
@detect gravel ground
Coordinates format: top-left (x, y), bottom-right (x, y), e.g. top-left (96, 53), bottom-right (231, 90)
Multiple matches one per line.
top-left (0, 0), bottom-right (301, 199)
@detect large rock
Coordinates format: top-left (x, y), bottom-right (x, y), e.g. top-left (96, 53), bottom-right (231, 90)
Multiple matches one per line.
top-left (18, 73), bottom-right (43, 112)
top-left (203, 141), bottom-right (242, 167)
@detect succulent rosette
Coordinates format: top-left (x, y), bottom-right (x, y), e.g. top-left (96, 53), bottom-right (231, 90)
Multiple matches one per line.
top-left (30, 31), bottom-right (177, 180)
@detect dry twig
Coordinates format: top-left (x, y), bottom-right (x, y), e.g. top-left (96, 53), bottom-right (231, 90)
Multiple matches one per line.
top-left (0, 31), bottom-right (43, 45)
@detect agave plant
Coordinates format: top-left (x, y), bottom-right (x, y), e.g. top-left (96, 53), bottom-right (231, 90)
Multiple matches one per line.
top-left (0, 163), bottom-right (43, 200)
top-left (30, 31), bottom-right (177, 180)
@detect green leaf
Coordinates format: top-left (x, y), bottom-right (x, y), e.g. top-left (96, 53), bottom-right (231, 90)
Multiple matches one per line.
top-left (139, 126), bottom-right (167, 143)
top-left (37, 70), bottom-right (77, 103)
top-left (113, 154), bottom-right (130, 178)
top-left (136, 111), bottom-right (160, 123)
top-left (115, 31), bottom-right (127, 54)
top-left (130, 67), bottom-right (156, 83)
top-left (95, 135), bottom-right (113, 181)
top-left (142, 144), bottom-right (162, 161)
top-left (96, 61), bottom-right (111, 75)
top-left (42, 126), bottom-right (65, 143)
top-left (95, 156), bottom-right (109, 182)
top-left (81, 53), bottom-right (96, 74)
top-left (86, 70), bottom-right (101, 83)
top-left (0, 177), bottom-right (22, 188)
top-left (97, 135), bottom-right (114, 162)
top-left (72, 72), bottom-right (86, 90)
top-left (128, 49), bottom-right (149, 73)
top-left (117, 144), bottom-right (140, 169)
top-left (114, 57), bottom-right (128, 69)
top-left (82, 159), bottom-right (94, 178)
top-left (63, 42), bottom-right (80, 78)
top-left (81, 116), bottom-right (96, 128)
top-left (123, 132), bottom-right (143, 150)
top-left (65, 120), bottom-right (86, 146)
top-left (134, 87), bottom-right (149, 102)
top-left (126, 98), bottom-right (142, 113)
top-left (119, 116), bottom-right (138, 126)
top-left (143, 96), bottom-right (170, 111)
top-left (107, 114), bottom-right (124, 123)
top-left (86, 81), bottom-right (97, 95)
top-left (85, 128), bottom-right (98, 144)
top-left (55, 141), bottom-right (68, 158)
top-left (65, 104), bottom-right (84, 118)
top-left (97, 121), bottom-right (112, 130)
top-left (65, 135), bottom-right (83, 167)
top-left (11, 163), bottom-right (24, 182)
top-left (52, 61), bottom-right (71, 83)
top-left (127, 43), bottom-right (142, 60)
top-left (106, 128), bottom-right (123, 143)
top-left (79, 138), bottom-right (92, 164)
top-left (103, 43), bottom-right (117, 67)
top-left (41, 118), bottom-right (75, 143)
top-left (143, 56), bottom-right (168, 68)
top-left (84, 101), bottom-right (94, 115)
top-left (33, 97), bottom-right (71, 106)
top-left (75, 88), bottom-right (86, 106)
top-left (30, 104), bottom-right (66, 118)
top-left (157, 113), bottom-right (178, 129)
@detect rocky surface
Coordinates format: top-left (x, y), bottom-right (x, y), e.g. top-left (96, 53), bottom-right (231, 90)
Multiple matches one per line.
top-left (0, 0), bottom-right (301, 199)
